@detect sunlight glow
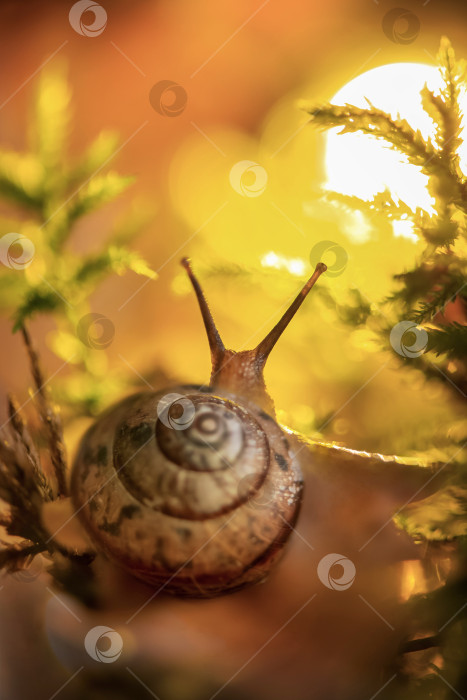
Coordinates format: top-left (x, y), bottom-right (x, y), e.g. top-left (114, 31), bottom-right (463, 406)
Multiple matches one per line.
top-left (325, 63), bottom-right (467, 238)
top-left (261, 251), bottom-right (306, 276)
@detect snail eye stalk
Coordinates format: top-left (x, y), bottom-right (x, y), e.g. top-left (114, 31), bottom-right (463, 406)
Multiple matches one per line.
top-left (181, 257), bottom-right (225, 366)
top-left (254, 262), bottom-right (327, 365)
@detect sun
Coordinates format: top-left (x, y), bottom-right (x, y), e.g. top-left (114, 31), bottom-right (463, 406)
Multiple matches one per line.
top-left (324, 62), bottom-right (467, 234)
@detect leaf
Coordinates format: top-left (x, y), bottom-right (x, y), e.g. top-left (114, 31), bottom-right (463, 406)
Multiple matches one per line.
top-left (427, 323), bottom-right (467, 359)
top-left (410, 276), bottom-right (467, 322)
top-left (421, 86), bottom-right (463, 165)
top-left (303, 102), bottom-right (441, 172)
top-left (438, 37), bottom-right (467, 110)
top-left (418, 213), bottom-right (459, 246)
top-left (31, 64), bottom-right (71, 174)
top-left (118, 248), bottom-right (157, 278)
top-left (397, 484), bottom-right (467, 540)
top-left (73, 245), bottom-right (156, 288)
top-left (0, 272), bottom-right (29, 309)
top-left (334, 288), bottom-right (373, 325)
top-left (0, 151), bottom-right (44, 210)
top-left (71, 130), bottom-right (120, 181)
top-left (67, 172), bottom-right (135, 223)
top-left (13, 287), bottom-right (61, 331)
top-left (323, 188), bottom-right (417, 223)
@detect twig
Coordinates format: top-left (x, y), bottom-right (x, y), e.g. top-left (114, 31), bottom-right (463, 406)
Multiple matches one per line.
top-left (0, 540), bottom-right (45, 570)
top-left (19, 325), bottom-right (68, 497)
top-left (7, 394), bottom-right (53, 501)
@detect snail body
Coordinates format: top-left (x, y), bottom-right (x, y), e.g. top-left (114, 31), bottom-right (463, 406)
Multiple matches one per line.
top-left (70, 259), bottom-right (327, 597)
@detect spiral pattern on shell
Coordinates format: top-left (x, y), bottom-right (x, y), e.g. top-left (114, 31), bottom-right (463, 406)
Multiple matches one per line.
top-left (71, 386), bottom-right (304, 597)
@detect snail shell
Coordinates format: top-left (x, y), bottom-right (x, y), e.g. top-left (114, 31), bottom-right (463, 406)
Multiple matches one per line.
top-left (71, 386), bottom-right (303, 597)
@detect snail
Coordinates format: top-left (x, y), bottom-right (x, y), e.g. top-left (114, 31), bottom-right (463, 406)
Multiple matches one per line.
top-left (40, 258), bottom-right (443, 600)
top-left (69, 259), bottom-right (328, 597)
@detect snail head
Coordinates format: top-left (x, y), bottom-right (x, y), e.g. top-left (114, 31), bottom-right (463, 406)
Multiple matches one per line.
top-left (181, 258), bottom-right (327, 417)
